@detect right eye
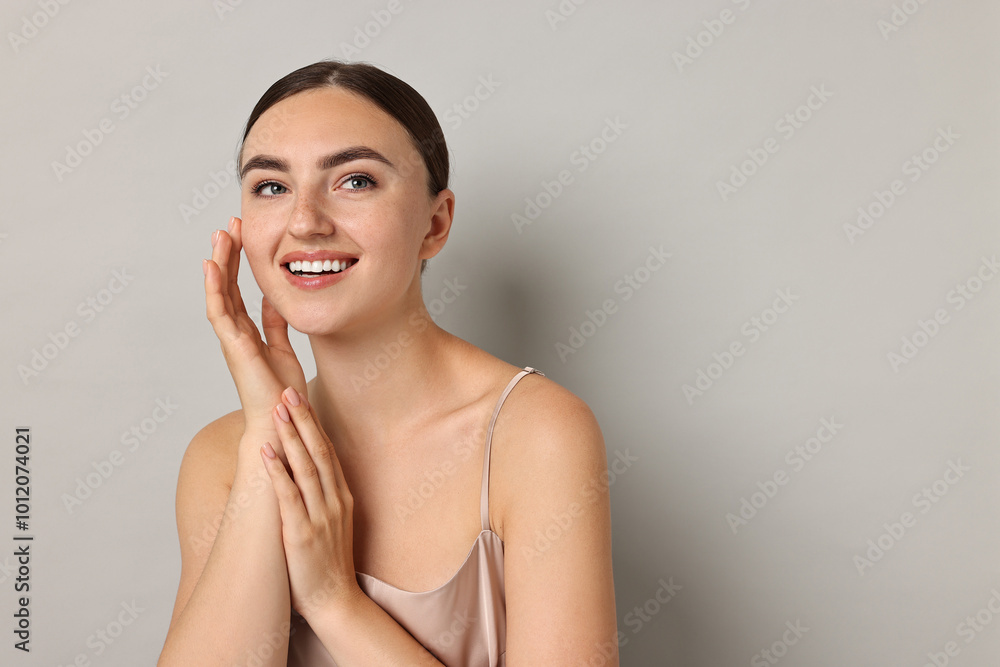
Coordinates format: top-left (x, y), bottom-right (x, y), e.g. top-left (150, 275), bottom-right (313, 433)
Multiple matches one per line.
top-left (251, 181), bottom-right (287, 197)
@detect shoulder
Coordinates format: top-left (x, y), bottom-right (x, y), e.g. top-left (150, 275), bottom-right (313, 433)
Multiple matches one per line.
top-left (177, 409), bottom-right (245, 496)
top-left (495, 369), bottom-right (604, 453)
top-left (497, 370), bottom-right (603, 452)
top-left (489, 370), bottom-right (608, 538)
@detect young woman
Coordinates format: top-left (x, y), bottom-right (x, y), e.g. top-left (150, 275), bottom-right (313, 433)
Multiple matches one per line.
top-left (158, 60), bottom-right (618, 666)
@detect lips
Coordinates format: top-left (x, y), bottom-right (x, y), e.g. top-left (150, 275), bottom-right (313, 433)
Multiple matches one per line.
top-left (279, 251), bottom-right (359, 289)
top-left (279, 251), bottom-right (358, 274)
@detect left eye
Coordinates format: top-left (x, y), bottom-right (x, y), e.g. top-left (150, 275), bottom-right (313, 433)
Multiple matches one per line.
top-left (343, 174), bottom-right (375, 190)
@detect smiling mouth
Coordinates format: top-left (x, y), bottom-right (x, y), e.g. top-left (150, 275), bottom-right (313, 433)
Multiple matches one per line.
top-left (284, 258), bottom-right (359, 277)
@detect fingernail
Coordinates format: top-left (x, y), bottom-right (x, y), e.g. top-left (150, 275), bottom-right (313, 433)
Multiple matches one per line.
top-left (228, 217), bottom-right (235, 233)
top-left (276, 403), bottom-right (291, 423)
top-left (262, 442), bottom-right (276, 459)
top-left (202, 259), bottom-right (208, 275)
top-left (211, 230), bottom-right (220, 247)
top-left (283, 386), bottom-right (300, 407)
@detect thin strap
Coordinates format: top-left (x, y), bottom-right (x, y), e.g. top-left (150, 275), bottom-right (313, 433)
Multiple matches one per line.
top-left (481, 366), bottom-right (545, 531)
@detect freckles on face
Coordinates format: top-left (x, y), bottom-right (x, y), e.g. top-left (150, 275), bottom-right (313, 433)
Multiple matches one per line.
top-left (235, 87), bottom-right (437, 328)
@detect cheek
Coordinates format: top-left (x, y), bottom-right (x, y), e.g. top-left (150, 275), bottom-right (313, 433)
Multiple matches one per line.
top-left (357, 200), bottom-right (421, 253)
top-left (372, 219), bottom-right (424, 268)
top-left (391, 196), bottom-right (432, 248)
top-left (238, 225), bottom-right (274, 283)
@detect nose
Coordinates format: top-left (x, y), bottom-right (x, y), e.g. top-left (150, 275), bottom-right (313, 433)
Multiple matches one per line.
top-left (285, 185), bottom-right (335, 239)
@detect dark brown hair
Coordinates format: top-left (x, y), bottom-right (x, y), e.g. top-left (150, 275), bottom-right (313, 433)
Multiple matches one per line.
top-left (238, 60), bottom-right (450, 274)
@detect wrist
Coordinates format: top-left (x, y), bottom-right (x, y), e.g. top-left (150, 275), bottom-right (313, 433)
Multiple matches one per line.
top-left (301, 580), bottom-right (367, 628)
top-left (236, 427), bottom-right (279, 463)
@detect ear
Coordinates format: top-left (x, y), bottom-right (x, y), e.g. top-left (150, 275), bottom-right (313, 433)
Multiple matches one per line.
top-left (419, 188), bottom-right (455, 261)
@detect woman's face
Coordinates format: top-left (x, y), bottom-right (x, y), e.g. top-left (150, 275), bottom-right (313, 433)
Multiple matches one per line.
top-left (239, 86), bottom-right (451, 335)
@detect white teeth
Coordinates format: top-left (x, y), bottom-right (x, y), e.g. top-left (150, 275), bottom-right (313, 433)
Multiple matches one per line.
top-left (286, 258), bottom-right (355, 275)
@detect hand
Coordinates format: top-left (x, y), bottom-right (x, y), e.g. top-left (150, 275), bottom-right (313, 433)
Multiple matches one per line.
top-left (260, 386), bottom-right (360, 619)
top-left (203, 217), bottom-right (306, 434)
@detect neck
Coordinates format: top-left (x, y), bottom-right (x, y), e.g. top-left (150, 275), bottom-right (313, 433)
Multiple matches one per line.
top-left (306, 300), bottom-right (460, 449)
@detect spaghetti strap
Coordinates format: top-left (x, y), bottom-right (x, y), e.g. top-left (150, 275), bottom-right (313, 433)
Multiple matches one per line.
top-left (480, 366), bottom-right (545, 531)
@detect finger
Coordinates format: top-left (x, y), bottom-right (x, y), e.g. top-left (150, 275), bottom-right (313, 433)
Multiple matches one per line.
top-left (261, 296), bottom-right (294, 354)
top-left (204, 258), bottom-right (241, 342)
top-left (227, 217), bottom-right (248, 317)
top-left (272, 399), bottom-right (328, 519)
top-left (280, 387), bottom-right (346, 499)
top-left (212, 227), bottom-right (237, 316)
top-left (259, 442), bottom-right (310, 530)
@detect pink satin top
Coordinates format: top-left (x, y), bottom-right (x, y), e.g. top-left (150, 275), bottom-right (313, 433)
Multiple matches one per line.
top-left (287, 367), bottom-right (544, 666)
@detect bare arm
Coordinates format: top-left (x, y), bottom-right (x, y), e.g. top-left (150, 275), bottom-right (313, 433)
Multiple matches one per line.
top-left (160, 218), bottom-right (309, 665)
top-left (157, 417), bottom-right (292, 666)
top-left (496, 382), bottom-right (620, 665)
top-left (304, 591), bottom-right (445, 666)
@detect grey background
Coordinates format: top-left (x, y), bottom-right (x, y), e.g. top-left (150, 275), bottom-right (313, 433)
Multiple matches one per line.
top-left (1, 0), bottom-right (997, 665)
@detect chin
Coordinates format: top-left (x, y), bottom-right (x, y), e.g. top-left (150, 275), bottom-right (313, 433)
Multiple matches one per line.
top-left (255, 290), bottom-right (339, 335)
top-left (283, 310), bottom-right (352, 337)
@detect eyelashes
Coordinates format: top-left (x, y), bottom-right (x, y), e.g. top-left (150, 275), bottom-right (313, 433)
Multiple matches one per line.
top-left (249, 172), bottom-right (379, 198)
top-left (250, 180), bottom-right (287, 197)
top-left (342, 172), bottom-right (378, 190)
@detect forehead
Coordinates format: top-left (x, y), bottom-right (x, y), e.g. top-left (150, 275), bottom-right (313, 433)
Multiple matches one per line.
top-left (243, 86), bottom-right (416, 161)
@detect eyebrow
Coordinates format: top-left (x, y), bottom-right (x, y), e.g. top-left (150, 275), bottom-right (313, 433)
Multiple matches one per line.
top-left (239, 145), bottom-right (396, 180)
